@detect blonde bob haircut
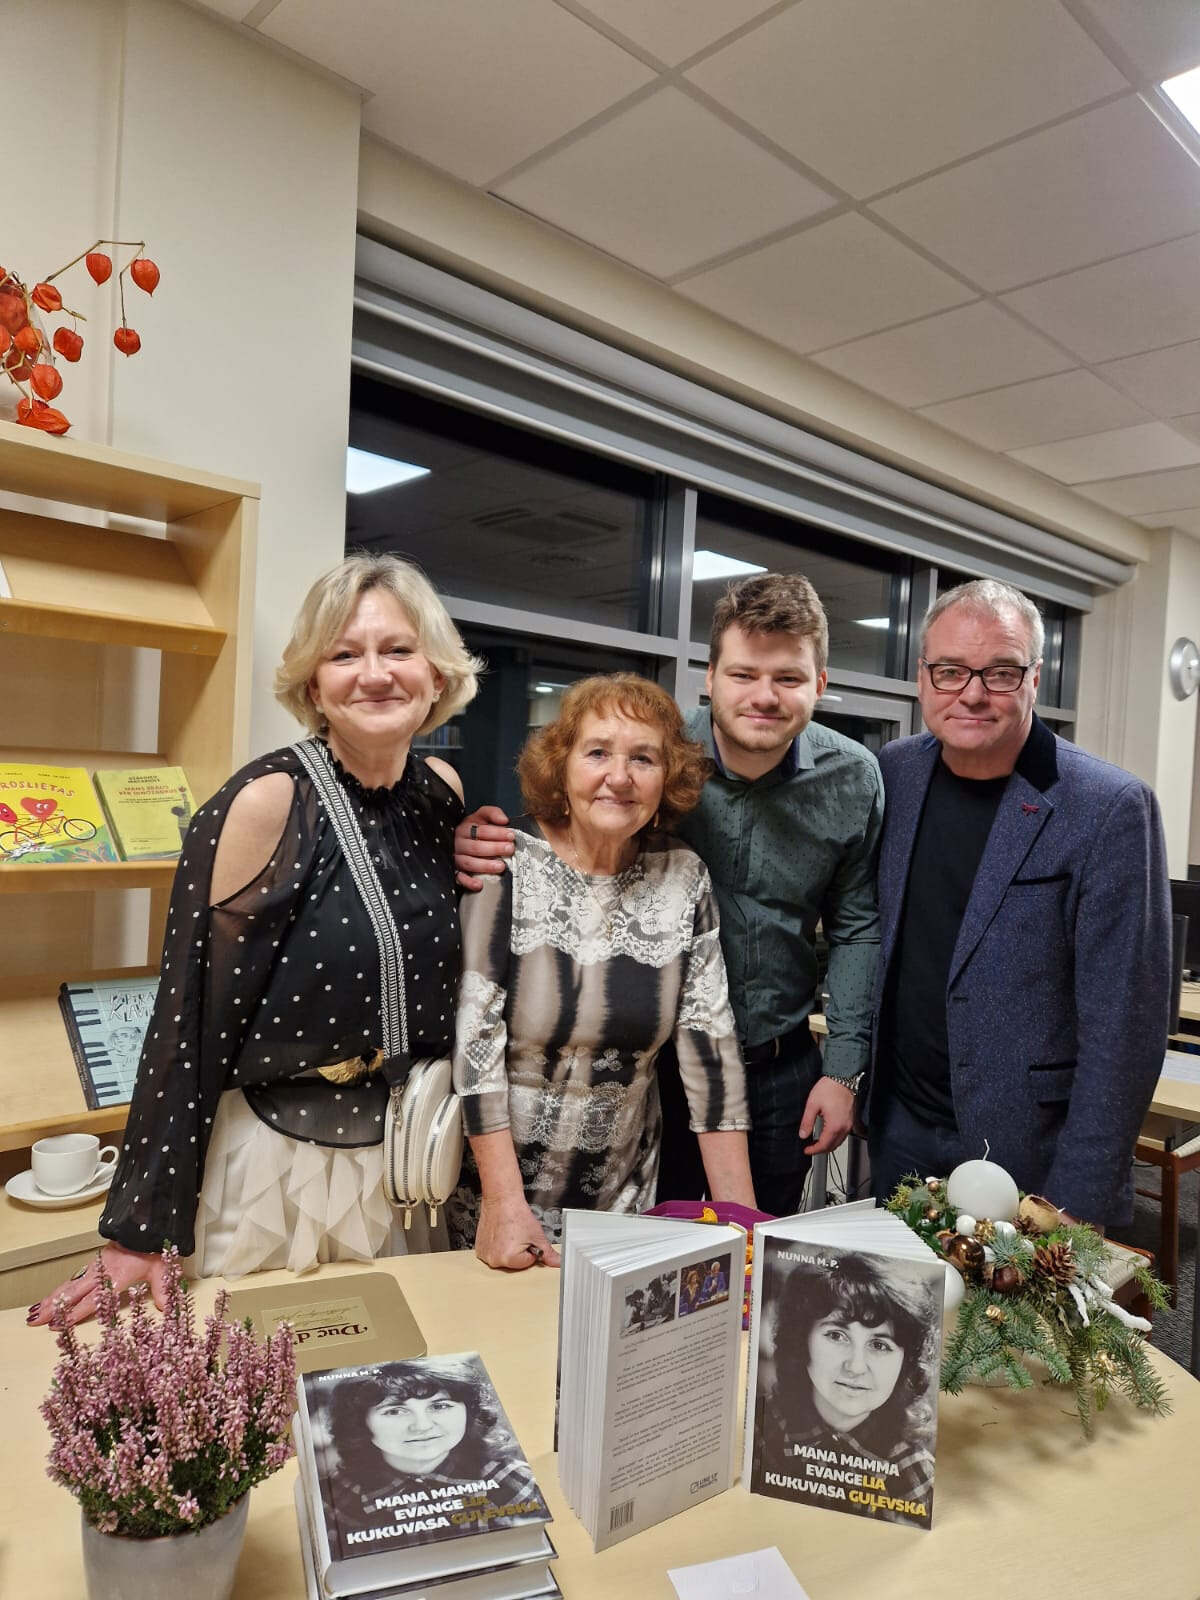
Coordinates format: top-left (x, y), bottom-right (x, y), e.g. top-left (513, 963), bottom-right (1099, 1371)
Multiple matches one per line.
top-left (274, 554), bottom-right (482, 737)
top-left (517, 674), bottom-right (707, 832)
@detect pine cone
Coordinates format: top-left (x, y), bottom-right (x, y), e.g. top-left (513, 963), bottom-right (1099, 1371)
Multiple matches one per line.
top-left (1033, 1242), bottom-right (1075, 1285)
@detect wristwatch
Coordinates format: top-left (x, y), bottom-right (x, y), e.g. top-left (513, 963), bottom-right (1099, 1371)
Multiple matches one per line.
top-left (828, 1070), bottom-right (866, 1097)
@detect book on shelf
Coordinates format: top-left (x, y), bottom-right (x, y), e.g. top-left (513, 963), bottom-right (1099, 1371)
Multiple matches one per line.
top-left (0, 763), bottom-right (117, 865)
top-left (294, 1353), bottom-right (555, 1597)
top-left (228, 1272), bottom-right (427, 1375)
top-left (743, 1202), bottom-right (945, 1532)
top-left (58, 975), bottom-right (159, 1109)
top-left (92, 765), bottom-right (196, 860)
top-left (556, 1209), bottom-right (746, 1552)
top-left (294, 1481), bottom-right (561, 1600)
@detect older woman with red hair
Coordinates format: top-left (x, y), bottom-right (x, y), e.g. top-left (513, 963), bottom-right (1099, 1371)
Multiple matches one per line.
top-left (448, 674), bottom-right (755, 1269)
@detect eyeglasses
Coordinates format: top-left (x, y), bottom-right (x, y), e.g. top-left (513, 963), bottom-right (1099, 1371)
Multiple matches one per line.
top-left (920, 659), bottom-right (1039, 694)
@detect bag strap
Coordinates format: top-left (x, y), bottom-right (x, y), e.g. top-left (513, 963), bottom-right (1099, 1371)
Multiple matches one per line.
top-left (291, 738), bottom-right (410, 1071)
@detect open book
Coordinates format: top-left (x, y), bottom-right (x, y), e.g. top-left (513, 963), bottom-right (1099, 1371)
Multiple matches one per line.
top-left (557, 1209), bottom-right (746, 1551)
top-left (744, 1203), bottom-right (945, 1531)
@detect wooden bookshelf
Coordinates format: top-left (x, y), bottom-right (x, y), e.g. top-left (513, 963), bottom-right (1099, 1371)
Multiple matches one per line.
top-left (0, 423), bottom-right (257, 1169)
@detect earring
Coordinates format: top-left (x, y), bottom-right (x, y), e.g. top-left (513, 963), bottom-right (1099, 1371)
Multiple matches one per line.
top-left (432, 690), bottom-right (442, 702)
top-left (562, 802), bottom-right (570, 818)
top-left (651, 810), bottom-right (661, 830)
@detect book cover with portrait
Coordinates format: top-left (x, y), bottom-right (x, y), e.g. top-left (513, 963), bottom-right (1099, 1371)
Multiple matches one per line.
top-left (744, 1206), bottom-right (944, 1531)
top-left (295, 1353), bottom-right (554, 1593)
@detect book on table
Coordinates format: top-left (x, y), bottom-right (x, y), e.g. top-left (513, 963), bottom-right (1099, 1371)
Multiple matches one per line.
top-left (92, 765), bottom-right (196, 860)
top-left (0, 762), bottom-right (117, 864)
top-left (294, 1353), bottom-right (555, 1596)
top-left (294, 1481), bottom-right (561, 1600)
top-left (743, 1202), bottom-right (946, 1531)
top-left (228, 1272), bottom-right (428, 1374)
top-left (556, 1208), bottom-right (747, 1551)
top-left (58, 975), bottom-right (160, 1108)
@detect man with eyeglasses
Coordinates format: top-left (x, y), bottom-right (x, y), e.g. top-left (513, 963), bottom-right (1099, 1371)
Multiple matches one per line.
top-left (866, 578), bottom-right (1171, 1229)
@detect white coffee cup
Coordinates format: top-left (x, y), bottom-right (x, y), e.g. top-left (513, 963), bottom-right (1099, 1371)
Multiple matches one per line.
top-left (31, 1134), bottom-right (119, 1197)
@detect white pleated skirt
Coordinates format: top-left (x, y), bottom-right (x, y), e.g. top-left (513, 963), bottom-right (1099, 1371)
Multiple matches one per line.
top-left (187, 1089), bottom-right (448, 1280)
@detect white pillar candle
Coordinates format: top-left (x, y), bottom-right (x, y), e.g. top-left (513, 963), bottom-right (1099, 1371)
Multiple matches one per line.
top-left (946, 1158), bottom-right (1020, 1222)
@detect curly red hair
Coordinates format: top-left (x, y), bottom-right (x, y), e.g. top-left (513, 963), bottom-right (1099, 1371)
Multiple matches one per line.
top-left (517, 674), bottom-right (707, 831)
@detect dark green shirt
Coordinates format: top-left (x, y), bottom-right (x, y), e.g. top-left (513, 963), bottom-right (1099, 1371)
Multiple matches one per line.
top-left (676, 710), bottom-right (883, 1079)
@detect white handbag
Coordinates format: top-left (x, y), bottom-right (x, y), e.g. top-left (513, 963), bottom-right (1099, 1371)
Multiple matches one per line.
top-left (382, 1055), bottom-right (464, 1226)
top-left (292, 739), bottom-right (464, 1228)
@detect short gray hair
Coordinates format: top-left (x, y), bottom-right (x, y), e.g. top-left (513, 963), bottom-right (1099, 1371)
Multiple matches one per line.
top-left (920, 578), bottom-right (1045, 663)
top-left (274, 554), bottom-right (483, 736)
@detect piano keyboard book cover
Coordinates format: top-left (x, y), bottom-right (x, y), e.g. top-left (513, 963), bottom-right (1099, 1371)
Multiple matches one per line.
top-left (58, 978), bottom-right (160, 1108)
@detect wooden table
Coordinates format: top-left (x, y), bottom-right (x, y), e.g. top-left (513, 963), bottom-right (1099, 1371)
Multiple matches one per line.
top-left (7, 1253), bottom-right (1200, 1600)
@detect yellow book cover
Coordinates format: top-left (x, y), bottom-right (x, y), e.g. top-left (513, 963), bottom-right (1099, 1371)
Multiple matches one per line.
top-left (0, 764), bottom-right (118, 864)
top-left (93, 766), bottom-right (196, 860)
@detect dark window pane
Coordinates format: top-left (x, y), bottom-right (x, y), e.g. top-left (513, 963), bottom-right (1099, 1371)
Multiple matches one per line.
top-left (692, 495), bottom-right (910, 677)
top-left (348, 377), bottom-right (661, 632)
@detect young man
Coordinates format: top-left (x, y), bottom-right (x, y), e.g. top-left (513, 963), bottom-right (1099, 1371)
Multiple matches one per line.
top-left (867, 578), bottom-right (1171, 1226)
top-left (455, 574), bottom-right (883, 1216)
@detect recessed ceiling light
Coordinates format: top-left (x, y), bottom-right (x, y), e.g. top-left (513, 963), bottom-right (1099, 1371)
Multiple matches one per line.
top-left (346, 447), bottom-right (430, 494)
top-left (1162, 66), bottom-right (1200, 135)
top-left (692, 550), bottom-right (768, 582)
top-left (856, 617), bottom-right (891, 629)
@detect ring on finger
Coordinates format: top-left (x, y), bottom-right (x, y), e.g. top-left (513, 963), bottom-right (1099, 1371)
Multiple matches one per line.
top-left (524, 1243), bottom-right (544, 1260)
top-left (469, 824), bottom-right (478, 841)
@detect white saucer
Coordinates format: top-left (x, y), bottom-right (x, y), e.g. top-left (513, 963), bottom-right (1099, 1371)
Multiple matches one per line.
top-left (5, 1165), bottom-right (116, 1209)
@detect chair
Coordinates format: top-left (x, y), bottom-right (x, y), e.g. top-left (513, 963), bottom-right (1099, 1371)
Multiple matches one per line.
top-left (1134, 1113), bottom-right (1200, 1293)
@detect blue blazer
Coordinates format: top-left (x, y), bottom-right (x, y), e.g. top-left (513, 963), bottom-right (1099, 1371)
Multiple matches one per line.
top-left (868, 718), bottom-right (1171, 1225)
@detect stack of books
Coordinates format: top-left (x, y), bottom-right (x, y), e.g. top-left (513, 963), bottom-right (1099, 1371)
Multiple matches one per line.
top-left (293, 1353), bottom-right (560, 1600)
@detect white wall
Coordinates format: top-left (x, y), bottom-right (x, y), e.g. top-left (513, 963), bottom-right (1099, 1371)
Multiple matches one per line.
top-left (1077, 528), bottom-right (1200, 875)
top-left (7, 0), bottom-right (360, 753)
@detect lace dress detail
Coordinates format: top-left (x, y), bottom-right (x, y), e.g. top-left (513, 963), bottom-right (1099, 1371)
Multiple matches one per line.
top-left (446, 822), bottom-right (748, 1250)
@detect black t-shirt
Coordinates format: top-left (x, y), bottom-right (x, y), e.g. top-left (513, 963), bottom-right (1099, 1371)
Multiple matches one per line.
top-left (881, 759), bottom-right (1007, 1129)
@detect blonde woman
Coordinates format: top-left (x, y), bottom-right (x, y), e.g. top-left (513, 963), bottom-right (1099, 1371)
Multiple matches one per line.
top-left (32, 555), bottom-right (481, 1328)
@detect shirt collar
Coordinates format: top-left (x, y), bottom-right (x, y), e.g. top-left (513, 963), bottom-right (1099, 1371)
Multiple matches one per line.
top-left (705, 714), bottom-right (807, 783)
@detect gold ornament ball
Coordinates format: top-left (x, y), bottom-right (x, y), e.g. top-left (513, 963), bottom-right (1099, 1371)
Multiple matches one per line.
top-left (924, 1205), bottom-right (941, 1222)
top-left (985, 1304), bottom-right (1006, 1323)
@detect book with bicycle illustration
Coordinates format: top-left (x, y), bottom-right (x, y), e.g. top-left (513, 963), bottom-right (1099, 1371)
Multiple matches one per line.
top-left (294, 1352), bottom-right (555, 1595)
top-left (744, 1205), bottom-right (945, 1532)
top-left (0, 763), bottom-right (117, 865)
top-left (556, 1209), bottom-right (746, 1552)
top-left (92, 765), bottom-right (196, 860)
top-left (59, 975), bottom-right (160, 1108)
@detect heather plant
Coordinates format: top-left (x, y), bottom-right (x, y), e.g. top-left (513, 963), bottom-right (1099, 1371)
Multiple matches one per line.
top-left (42, 1246), bottom-right (295, 1536)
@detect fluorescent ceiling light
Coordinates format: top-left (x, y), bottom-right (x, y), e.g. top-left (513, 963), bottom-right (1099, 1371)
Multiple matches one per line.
top-left (346, 447), bottom-right (430, 495)
top-left (1162, 66), bottom-right (1200, 133)
top-left (532, 683), bottom-right (560, 695)
top-left (692, 550), bottom-right (768, 582)
top-left (856, 617), bottom-right (890, 629)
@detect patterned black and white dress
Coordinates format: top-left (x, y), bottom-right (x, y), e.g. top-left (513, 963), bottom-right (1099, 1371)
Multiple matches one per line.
top-left (447, 820), bottom-right (749, 1248)
top-left (98, 740), bottom-right (462, 1275)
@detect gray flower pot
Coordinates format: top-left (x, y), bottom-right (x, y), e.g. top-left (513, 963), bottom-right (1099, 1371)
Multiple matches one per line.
top-left (80, 1492), bottom-right (249, 1600)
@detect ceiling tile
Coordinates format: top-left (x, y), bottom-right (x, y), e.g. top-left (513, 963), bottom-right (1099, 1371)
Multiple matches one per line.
top-left (1075, 0), bottom-right (1200, 80)
top-left (571, 0), bottom-right (780, 66)
top-left (685, 0), bottom-right (1123, 199)
top-left (495, 88), bottom-right (834, 279)
top-left (1079, 463), bottom-right (1200, 515)
top-left (917, 369), bottom-right (1148, 452)
top-left (1007, 421), bottom-right (1200, 483)
top-left (1166, 412), bottom-right (1200, 446)
top-left (873, 97), bottom-right (1200, 292)
top-left (260, 0), bottom-right (654, 186)
top-left (1002, 232), bottom-right (1200, 362)
top-left (1097, 340), bottom-right (1200, 416)
top-left (677, 213), bottom-right (973, 352)
top-left (812, 302), bottom-right (1071, 408)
